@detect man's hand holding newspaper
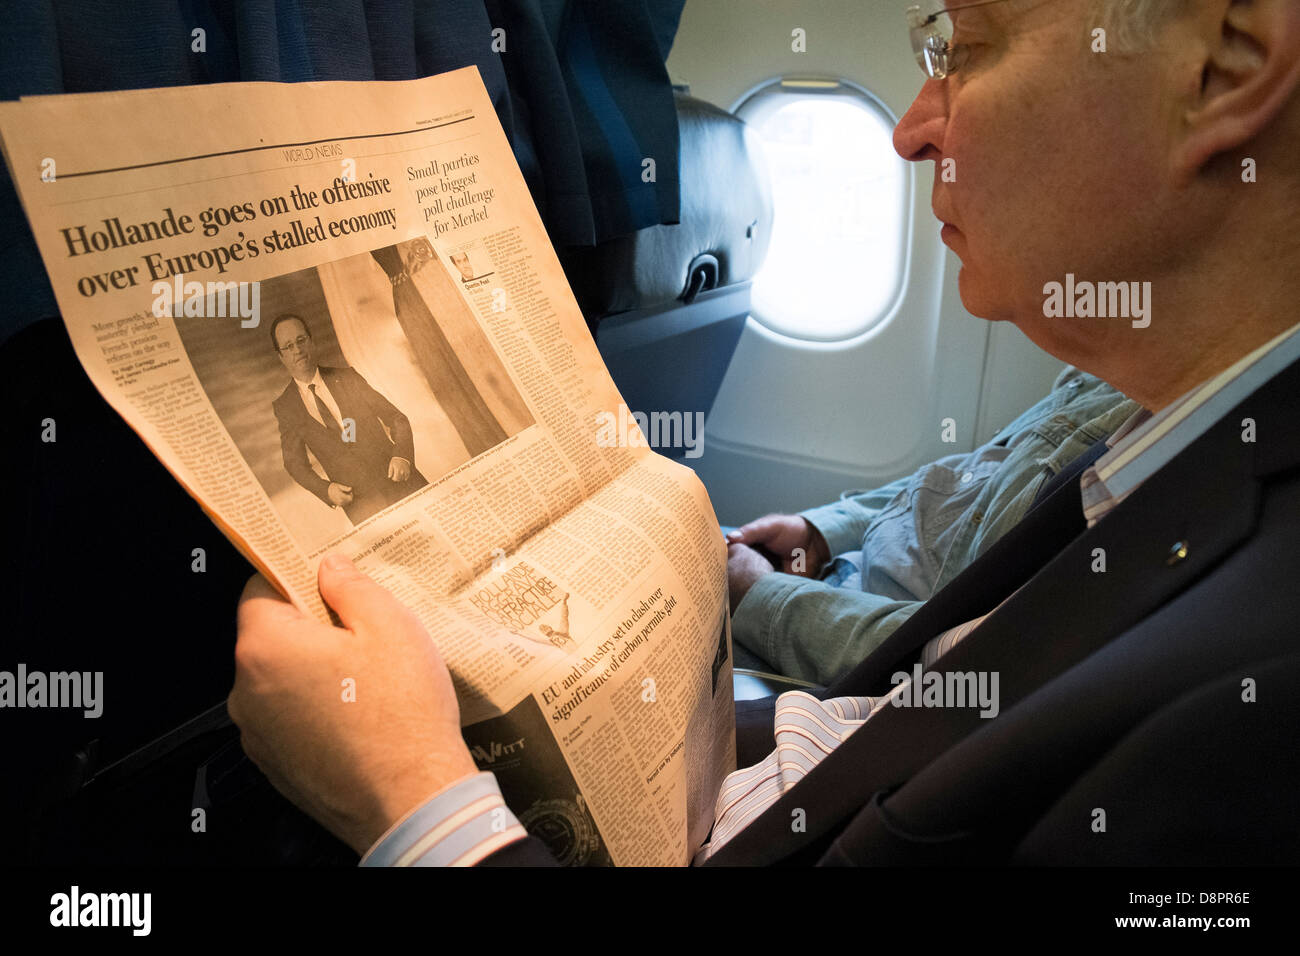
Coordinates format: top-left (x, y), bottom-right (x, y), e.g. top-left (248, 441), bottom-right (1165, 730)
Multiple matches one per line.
top-left (231, 555), bottom-right (479, 856)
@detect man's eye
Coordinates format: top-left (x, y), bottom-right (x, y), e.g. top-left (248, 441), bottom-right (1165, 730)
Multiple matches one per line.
top-left (945, 41), bottom-right (975, 72)
top-left (950, 38), bottom-right (987, 73)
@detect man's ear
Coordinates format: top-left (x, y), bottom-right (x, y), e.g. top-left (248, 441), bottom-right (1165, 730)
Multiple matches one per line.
top-left (1176, 0), bottom-right (1300, 178)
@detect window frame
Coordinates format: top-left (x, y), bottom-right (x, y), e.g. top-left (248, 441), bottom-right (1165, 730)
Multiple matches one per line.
top-left (732, 76), bottom-right (911, 345)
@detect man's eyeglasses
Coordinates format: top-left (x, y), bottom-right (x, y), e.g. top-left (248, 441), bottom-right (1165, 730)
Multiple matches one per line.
top-left (906, 0), bottom-right (1012, 79)
top-left (277, 334), bottom-right (311, 353)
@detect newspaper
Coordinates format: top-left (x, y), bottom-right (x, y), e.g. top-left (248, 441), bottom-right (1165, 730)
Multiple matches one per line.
top-left (0, 69), bottom-right (735, 866)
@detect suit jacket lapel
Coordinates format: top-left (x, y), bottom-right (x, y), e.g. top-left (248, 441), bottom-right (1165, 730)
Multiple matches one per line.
top-left (285, 376), bottom-right (335, 437)
top-left (320, 367), bottom-right (349, 425)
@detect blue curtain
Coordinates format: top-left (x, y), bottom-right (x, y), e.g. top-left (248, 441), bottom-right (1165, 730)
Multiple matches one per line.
top-left (0, 0), bottom-right (685, 342)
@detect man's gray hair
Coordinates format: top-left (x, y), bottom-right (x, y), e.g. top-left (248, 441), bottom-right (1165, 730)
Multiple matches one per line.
top-left (1097, 0), bottom-right (1188, 52)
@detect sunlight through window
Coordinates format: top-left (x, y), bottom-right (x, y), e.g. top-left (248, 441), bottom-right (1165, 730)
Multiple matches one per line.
top-left (738, 83), bottom-right (907, 342)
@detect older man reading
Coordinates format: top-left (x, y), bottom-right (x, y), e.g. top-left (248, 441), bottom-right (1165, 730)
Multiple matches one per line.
top-left (230, 0), bottom-right (1300, 866)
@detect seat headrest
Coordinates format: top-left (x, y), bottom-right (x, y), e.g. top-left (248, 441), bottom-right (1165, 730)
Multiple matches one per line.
top-left (564, 92), bottom-right (774, 321)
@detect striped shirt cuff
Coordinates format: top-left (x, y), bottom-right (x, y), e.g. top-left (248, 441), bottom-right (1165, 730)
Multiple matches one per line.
top-left (359, 772), bottom-right (529, 867)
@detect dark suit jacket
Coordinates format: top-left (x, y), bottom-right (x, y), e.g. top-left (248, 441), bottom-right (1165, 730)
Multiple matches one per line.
top-left (484, 351), bottom-right (1300, 866)
top-left (272, 365), bottom-right (426, 524)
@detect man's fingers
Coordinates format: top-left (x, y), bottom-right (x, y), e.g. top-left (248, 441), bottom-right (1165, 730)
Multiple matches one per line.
top-left (237, 574), bottom-right (301, 630)
top-left (730, 519), bottom-right (769, 543)
top-left (727, 514), bottom-right (781, 544)
top-left (235, 574), bottom-right (318, 677)
top-left (317, 553), bottom-right (408, 632)
top-left (240, 572), bottom-right (286, 605)
top-left (729, 542), bottom-right (772, 570)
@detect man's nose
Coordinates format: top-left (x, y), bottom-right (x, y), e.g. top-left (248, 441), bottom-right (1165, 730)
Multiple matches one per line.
top-left (892, 77), bottom-right (947, 163)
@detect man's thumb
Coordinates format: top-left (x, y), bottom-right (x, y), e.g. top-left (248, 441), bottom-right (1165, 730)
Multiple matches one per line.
top-left (318, 554), bottom-right (397, 628)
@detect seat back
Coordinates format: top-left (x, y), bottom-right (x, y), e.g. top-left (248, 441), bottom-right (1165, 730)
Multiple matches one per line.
top-left (562, 92), bottom-right (773, 459)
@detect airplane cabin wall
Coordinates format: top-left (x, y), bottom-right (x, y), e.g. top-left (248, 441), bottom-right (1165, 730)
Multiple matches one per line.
top-left (665, 0), bottom-right (1065, 525)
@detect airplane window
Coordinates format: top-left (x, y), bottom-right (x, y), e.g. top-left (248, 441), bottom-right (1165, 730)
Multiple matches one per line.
top-left (736, 80), bottom-right (907, 343)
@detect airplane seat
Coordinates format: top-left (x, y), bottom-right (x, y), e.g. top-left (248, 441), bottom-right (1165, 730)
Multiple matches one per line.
top-left (560, 90), bottom-right (774, 458)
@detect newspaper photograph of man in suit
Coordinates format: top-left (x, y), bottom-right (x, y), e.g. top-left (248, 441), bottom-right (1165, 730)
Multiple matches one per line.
top-left (174, 239), bottom-right (534, 552)
top-left (269, 312), bottom-right (426, 526)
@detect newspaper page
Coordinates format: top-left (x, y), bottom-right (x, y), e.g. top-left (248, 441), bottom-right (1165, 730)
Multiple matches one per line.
top-left (0, 68), bottom-right (735, 866)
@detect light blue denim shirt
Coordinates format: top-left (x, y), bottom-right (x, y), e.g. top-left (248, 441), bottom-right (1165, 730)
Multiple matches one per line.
top-left (732, 367), bottom-right (1140, 684)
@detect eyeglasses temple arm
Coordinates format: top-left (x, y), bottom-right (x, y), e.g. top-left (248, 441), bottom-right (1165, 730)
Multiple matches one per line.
top-left (923, 0), bottom-right (1012, 28)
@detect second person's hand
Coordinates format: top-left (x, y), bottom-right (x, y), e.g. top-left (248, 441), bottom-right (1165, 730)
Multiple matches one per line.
top-left (725, 513), bottom-right (830, 577)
